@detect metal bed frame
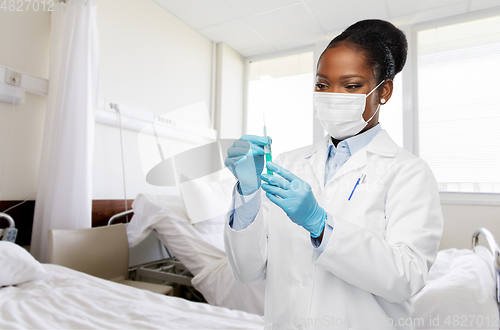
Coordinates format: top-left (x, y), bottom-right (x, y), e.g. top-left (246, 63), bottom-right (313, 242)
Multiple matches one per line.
top-left (0, 212), bottom-right (17, 242)
top-left (108, 210), bottom-right (195, 288)
top-left (0, 212), bottom-right (15, 227)
top-left (472, 227), bottom-right (500, 307)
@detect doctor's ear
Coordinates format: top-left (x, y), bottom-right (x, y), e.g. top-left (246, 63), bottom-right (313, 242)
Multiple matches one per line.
top-left (379, 79), bottom-right (393, 105)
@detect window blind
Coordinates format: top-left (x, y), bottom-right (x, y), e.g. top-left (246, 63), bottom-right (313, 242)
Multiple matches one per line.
top-left (417, 15), bottom-right (500, 193)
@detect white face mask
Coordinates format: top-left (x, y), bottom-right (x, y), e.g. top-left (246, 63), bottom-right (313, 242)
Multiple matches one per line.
top-left (314, 80), bottom-right (385, 140)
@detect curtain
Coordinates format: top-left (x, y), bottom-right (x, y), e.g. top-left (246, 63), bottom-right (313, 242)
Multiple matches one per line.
top-left (31, 0), bottom-right (99, 262)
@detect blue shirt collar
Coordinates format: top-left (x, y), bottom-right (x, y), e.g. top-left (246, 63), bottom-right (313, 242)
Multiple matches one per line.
top-left (327, 124), bottom-right (382, 157)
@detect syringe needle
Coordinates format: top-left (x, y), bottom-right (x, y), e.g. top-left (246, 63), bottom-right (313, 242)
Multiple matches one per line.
top-left (263, 113), bottom-right (273, 175)
top-left (263, 114), bottom-right (267, 137)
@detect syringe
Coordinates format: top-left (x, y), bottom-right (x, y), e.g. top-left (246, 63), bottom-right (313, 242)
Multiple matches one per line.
top-left (263, 114), bottom-right (273, 175)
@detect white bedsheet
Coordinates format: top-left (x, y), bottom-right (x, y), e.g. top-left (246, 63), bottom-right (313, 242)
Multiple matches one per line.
top-left (0, 263), bottom-right (264, 329)
top-left (127, 193), bottom-right (265, 316)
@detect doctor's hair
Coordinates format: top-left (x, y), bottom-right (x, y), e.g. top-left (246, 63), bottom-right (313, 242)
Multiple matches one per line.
top-left (324, 19), bottom-right (407, 82)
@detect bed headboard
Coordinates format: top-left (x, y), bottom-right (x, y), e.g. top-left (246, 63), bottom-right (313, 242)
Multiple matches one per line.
top-left (91, 200), bottom-right (134, 227)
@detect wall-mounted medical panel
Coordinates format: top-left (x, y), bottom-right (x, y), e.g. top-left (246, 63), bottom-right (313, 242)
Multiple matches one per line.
top-left (96, 97), bottom-right (217, 145)
top-left (0, 65), bottom-right (48, 97)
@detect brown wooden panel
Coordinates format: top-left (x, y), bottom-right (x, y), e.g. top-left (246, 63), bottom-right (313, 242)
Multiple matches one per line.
top-left (0, 199), bottom-right (135, 245)
top-left (91, 199), bottom-right (134, 227)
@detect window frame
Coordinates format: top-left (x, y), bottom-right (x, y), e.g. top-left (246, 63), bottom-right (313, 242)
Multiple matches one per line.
top-left (411, 8), bottom-right (500, 205)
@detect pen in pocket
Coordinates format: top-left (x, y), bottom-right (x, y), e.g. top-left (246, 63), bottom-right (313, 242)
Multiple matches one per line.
top-left (348, 174), bottom-right (366, 201)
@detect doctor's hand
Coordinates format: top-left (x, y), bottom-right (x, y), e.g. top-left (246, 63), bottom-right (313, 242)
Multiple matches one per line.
top-left (225, 135), bottom-right (269, 195)
top-left (261, 162), bottom-right (326, 238)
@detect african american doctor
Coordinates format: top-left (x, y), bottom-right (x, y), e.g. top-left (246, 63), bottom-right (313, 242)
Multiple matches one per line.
top-left (224, 19), bottom-right (443, 330)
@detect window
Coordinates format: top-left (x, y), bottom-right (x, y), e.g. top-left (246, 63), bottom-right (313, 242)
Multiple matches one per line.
top-left (417, 15), bottom-right (500, 193)
top-left (246, 52), bottom-right (314, 157)
top-left (378, 73), bottom-right (403, 148)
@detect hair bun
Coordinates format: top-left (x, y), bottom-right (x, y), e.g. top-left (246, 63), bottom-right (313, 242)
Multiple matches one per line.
top-left (343, 19), bottom-right (407, 75)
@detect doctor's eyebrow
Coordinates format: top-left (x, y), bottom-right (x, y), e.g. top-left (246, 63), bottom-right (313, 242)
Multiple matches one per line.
top-left (316, 73), bottom-right (366, 80)
top-left (339, 74), bottom-right (365, 80)
top-left (316, 73), bottom-right (329, 80)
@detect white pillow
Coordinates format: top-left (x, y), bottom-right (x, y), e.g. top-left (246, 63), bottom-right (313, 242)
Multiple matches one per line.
top-left (179, 176), bottom-right (236, 225)
top-left (0, 241), bottom-right (48, 286)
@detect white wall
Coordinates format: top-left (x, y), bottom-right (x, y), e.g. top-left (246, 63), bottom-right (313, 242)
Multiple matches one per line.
top-left (96, 0), bottom-right (213, 116)
top-left (440, 204), bottom-right (500, 251)
top-left (0, 10), bottom-right (50, 200)
top-left (215, 43), bottom-right (244, 139)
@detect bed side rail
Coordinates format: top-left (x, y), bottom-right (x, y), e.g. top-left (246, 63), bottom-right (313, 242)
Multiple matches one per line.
top-left (0, 212), bottom-right (15, 228)
top-left (472, 227), bottom-right (500, 304)
top-left (0, 212), bottom-right (17, 242)
top-left (108, 209), bottom-right (134, 226)
top-left (108, 209), bottom-right (178, 276)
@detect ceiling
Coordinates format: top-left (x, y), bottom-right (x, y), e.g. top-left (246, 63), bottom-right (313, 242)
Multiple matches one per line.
top-left (152, 0), bottom-right (500, 58)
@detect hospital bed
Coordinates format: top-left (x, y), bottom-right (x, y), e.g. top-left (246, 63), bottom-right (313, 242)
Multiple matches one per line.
top-left (123, 184), bottom-right (500, 325)
top-left (123, 188), bottom-right (266, 316)
top-left (0, 240), bottom-right (264, 329)
top-left (412, 227), bottom-right (500, 329)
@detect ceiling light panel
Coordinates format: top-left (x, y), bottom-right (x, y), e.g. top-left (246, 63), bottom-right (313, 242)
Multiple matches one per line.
top-left (199, 19), bottom-right (269, 50)
top-left (272, 32), bottom-right (327, 51)
top-left (245, 3), bottom-right (324, 43)
top-left (223, 0), bottom-right (303, 17)
top-left (306, 0), bottom-right (389, 32)
top-left (152, 0), bottom-right (239, 29)
top-left (469, 0), bottom-right (500, 12)
top-left (386, 0), bottom-right (466, 17)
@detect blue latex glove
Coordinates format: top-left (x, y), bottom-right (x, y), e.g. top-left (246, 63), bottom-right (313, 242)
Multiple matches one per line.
top-left (261, 162), bottom-right (326, 238)
top-left (225, 135), bottom-right (269, 195)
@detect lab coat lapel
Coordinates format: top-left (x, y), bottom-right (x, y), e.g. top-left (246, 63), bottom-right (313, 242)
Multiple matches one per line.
top-left (328, 129), bottom-right (398, 183)
top-left (366, 130), bottom-right (399, 158)
top-left (306, 135), bottom-right (331, 188)
top-left (329, 149), bottom-right (367, 183)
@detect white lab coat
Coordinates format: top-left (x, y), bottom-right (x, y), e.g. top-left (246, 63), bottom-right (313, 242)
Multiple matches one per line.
top-left (224, 130), bottom-right (443, 330)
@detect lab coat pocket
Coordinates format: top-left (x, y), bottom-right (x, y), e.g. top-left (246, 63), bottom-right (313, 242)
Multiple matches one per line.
top-left (338, 181), bottom-right (387, 235)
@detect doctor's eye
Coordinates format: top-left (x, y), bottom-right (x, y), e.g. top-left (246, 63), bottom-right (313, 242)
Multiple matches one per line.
top-left (346, 84), bottom-right (362, 91)
top-left (315, 83), bottom-right (328, 90)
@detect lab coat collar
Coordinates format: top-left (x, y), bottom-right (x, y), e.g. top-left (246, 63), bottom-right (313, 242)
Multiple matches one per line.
top-left (366, 129), bottom-right (399, 157)
top-left (304, 127), bottom-right (396, 160)
top-left (305, 129), bottom-right (398, 186)
top-left (345, 124), bottom-right (382, 156)
top-left (304, 134), bottom-right (331, 160)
